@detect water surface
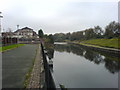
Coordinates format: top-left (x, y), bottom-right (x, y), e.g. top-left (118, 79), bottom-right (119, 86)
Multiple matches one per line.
top-left (47, 43), bottom-right (119, 88)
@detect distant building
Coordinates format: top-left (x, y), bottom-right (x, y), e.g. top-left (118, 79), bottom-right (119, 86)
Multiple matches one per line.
top-left (2, 32), bottom-right (18, 45)
top-left (2, 27), bottom-right (39, 44)
top-left (14, 27), bottom-right (38, 38)
top-left (2, 27), bottom-right (38, 39)
top-left (2, 32), bottom-right (15, 38)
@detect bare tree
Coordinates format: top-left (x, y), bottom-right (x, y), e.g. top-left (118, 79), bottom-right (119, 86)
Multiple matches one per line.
top-left (8, 28), bottom-right (13, 44)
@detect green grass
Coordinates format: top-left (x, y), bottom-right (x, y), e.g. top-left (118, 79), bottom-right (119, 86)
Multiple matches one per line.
top-left (81, 38), bottom-right (120, 49)
top-left (0, 44), bottom-right (25, 52)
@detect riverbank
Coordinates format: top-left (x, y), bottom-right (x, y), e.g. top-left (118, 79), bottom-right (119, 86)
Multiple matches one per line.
top-left (70, 42), bottom-right (120, 55)
top-left (0, 44), bottom-right (25, 52)
top-left (81, 38), bottom-right (120, 49)
top-left (67, 38), bottom-right (120, 54)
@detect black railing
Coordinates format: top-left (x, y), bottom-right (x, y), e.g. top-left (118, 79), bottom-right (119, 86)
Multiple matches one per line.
top-left (40, 43), bottom-right (56, 90)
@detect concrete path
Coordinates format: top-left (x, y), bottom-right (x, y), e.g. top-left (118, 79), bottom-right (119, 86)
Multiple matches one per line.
top-left (27, 44), bottom-right (44, 88)
top-left (2, 44), bottom-right (38, 88)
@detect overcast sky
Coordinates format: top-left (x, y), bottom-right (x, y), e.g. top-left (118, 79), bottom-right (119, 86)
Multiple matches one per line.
top-left (0, 0), bottom-right (119, 34)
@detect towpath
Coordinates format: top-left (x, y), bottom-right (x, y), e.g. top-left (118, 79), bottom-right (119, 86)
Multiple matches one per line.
top-left (2, 44), bottom-right (38, 88)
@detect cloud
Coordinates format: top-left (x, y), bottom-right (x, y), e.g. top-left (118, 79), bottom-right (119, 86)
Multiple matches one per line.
top-left (0, 0), bottom-right (118, 34)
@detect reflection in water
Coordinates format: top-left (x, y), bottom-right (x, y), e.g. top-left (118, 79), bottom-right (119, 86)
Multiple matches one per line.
top-left (54, 44), bottom-right (120, 74)
top-left (45, 43), bottom-right (119, 88)
top-left (45, 47), bottom-right (54, 72)
top-left (46, 48), bottom-right (54, 60)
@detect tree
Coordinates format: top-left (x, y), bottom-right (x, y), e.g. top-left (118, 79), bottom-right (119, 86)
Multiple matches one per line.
top-left (94, 26), bottom-right (103, 38)
top-left (8, 28), bottom-right (13, 44)
top-left (66, 32), bottom-right (71, 40)
top-left (48, 34), bottom-right (54, 44)
top-left (104, 21), bottom-right (119, 38)
top-left (114, 22), bottom-right (120, 37)
top-left (84, 28), bottom-right (95, 40)
top-left (53, 33), bottom-right (65, 42)
top-left (38, 29), bottom-right (44, 38)
top-left (70, 31), bottom-right (84, 41)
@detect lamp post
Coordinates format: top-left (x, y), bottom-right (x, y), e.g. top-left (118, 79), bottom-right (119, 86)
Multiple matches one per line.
top-left (0, 12), bottom-right (2, 90)
top-left (0, 12), bottom-right (3, 32)
top-left (0, 12), bottom-right (3, 46)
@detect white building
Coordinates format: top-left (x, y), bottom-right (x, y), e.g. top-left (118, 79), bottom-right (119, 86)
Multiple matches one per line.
top-left (14, 27), bottom-right (38, 38)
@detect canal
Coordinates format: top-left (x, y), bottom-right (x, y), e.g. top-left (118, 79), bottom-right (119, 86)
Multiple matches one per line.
top-left (46, 42), bottom-right (119, 88)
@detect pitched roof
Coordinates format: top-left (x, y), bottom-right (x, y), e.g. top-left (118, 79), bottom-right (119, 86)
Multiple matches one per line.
top-left (14, 27), bottom-right (33, 33)
top-left (21, 27), bottom-right (33, 30)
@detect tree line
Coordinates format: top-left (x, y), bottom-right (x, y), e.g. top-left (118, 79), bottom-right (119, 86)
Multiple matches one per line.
top-left (38, 29), bottom-right (54, 44)
top-left (53, 21), bottom-right (120, 42)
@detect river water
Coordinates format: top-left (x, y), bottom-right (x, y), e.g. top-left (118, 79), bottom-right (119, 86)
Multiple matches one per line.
top-left (46, 42), bottom-right (119, 88)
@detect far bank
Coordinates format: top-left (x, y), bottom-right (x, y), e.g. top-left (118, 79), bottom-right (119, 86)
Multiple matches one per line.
top-left (67, 38), bottom-right (120, 56)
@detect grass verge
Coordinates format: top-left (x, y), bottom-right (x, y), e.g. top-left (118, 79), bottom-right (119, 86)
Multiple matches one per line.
top-left (0, 44), bottom-right (25, 52)
top-left (81, 38), bottom-right (120, 49)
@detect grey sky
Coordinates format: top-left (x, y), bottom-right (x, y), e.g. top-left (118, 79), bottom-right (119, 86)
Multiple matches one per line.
top-left (0, 0), bottom-right (119, 34)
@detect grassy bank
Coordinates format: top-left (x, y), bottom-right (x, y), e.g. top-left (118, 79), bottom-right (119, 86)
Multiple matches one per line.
top-left (81, 38), bottom-right (120, 49)
top-left (0, 44), bottom-right (25, 52)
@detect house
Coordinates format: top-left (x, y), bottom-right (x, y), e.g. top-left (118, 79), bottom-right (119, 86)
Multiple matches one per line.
top-left (2, 27), bottom-right (39, 44)
top-left (2, 27), bottom-right (38, 39)
top-left (14, 27), bottom-right (38, 39)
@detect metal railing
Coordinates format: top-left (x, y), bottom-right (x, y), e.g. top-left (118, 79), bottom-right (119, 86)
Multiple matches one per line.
top-left (40, 43), bottom-right (56, 90)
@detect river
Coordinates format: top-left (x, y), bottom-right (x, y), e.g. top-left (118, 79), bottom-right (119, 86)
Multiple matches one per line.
top-left (46, 42), bottom-right (119, 88)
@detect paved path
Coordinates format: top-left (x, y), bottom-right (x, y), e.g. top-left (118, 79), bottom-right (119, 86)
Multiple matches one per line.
top-left (27, 44), bottom-right (44, 88)
top-left (2, 44), bottom-right (38, 88)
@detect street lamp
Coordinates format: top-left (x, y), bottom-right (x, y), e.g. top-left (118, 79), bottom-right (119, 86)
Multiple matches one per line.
top-left (0, 12), bottom-right (2, 90)
top-left (0, 12), bottom-right (3, 46)
top-left (0, 12), bottom-right (3, 33)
